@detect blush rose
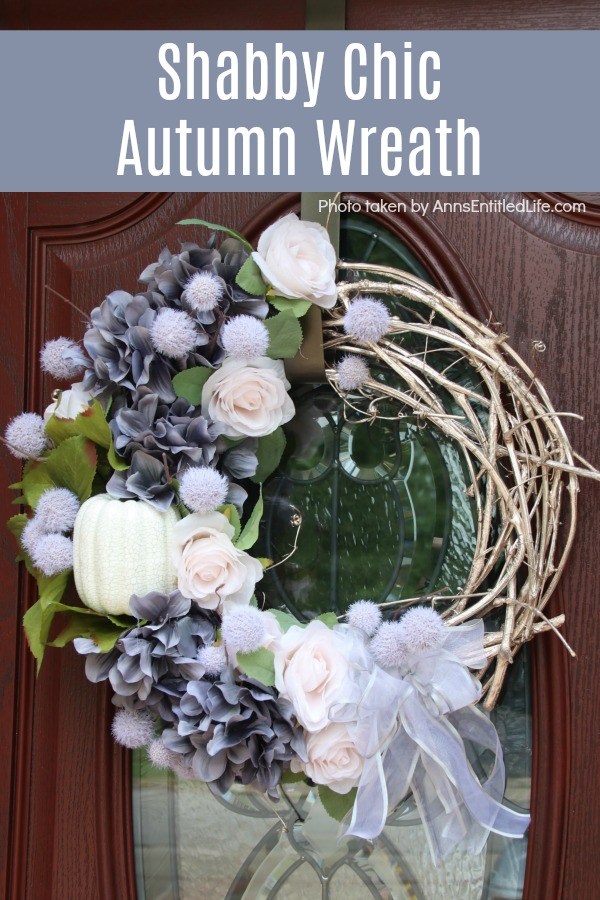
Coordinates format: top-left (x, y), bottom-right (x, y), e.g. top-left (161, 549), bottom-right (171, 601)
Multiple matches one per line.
top-left (292, 722), bottom-right (365, 794)
top-left (202, 356), bottom-right (294, 440)
top-left (274, 620), bottom-right (358, 733)
top-left (172, 510), bottom-right (263, 612)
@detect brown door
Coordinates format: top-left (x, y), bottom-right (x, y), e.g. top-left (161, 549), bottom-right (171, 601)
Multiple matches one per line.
top-left (1, 190), bottom-right (599, 899)
top-left (2, 5), bottom-right (599, 900)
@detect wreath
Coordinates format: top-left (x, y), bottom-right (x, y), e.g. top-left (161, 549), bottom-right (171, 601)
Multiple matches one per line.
top-left (4, 212), bottom-right (597, 863)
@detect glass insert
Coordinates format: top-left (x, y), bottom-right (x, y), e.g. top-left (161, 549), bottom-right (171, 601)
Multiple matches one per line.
top-left (132, 212), bottom-right (531, 899)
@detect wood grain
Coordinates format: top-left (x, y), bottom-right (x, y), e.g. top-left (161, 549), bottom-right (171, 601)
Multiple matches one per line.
top-left (3, 0), bottom-right (599, 28)
top-left (0, 194), bottom-right (28, 898)
top-left (0, 0), bottom-right (307, 28)
top-left (347, 0), bottom-right (600, 29)
top-left (411, 191), bottom-right (600, 900)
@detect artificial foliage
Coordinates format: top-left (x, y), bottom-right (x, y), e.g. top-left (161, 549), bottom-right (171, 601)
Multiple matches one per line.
top-left (5, 210), bottom-right (595, 863)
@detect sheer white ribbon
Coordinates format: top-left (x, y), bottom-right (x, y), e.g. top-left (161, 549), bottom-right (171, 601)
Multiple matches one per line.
top-left (329, 620), bottom-right (530, 863)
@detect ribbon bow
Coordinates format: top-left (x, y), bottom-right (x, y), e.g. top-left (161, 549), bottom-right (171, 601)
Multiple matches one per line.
top-left (331, 620), bottom-right (530, 864)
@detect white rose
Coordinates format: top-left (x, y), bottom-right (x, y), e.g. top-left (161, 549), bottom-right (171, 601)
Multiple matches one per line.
top-left (292, 723), bottom-right (364, 794)
top-left (202, 357), bottom-right (294, 440)
top-left (262, 611), bottom-right (284, 653)
top-left (172, 511), bottom-right (263, 612)
top-left (274, 621), bottom-right (355, 733)
top-left (252, 214), bottom-right (337, 309)
top-left (44, 382), bottom-right (93, 421)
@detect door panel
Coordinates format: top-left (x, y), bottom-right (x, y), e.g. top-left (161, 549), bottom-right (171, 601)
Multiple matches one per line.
top-left (2, 0), bottom-right (599, 29)
top-left (1, 192), bottom-right (599, 899)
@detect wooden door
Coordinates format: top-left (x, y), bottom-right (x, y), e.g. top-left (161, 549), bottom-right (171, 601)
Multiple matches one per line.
top-left (1, 190), bottom-right (599, 899)
top-left (3, 0), bottom-right (600, 27)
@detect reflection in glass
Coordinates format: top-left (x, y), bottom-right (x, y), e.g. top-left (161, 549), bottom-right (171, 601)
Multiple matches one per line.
top-left (256, 387), bottom-right (475, 619)
top-left (132, 213), bottom-right (531, 899)
top-left (133, 648), bottom-right (530, 900)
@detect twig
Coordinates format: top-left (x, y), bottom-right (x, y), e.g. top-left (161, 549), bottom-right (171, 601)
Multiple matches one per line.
top-left (320, 265), bottom-right (597, 707)
top-left (45, 285), bottom-right (90, 321)
top-left (265, 514), bottom-right (303, 571)
top-left (0, 435), bottom-right (46, 462)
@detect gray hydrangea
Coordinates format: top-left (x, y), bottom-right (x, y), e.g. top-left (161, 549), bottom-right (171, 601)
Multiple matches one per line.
top-left (82, 289), bottom-right (219, 401)
top-left (109, 388), bottom-right (219, 470)
top-left (161, 668), bottom-right (306, 795)
top-left (74, 591), bottom-right (217, 722)
top-left (106, 450), bottom-right (175, 510)
top-left (139, 238), bottom-right (269, 326)
top-left (106, 389), bottom-right (252, 511)
top-left (139, 243), bottom-right (220, 302)
top-left (82, 290), bottom-right (179, 401)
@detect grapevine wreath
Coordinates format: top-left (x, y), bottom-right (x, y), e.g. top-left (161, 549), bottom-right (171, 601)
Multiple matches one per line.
top-left (4, 213), bottom-right (599, 864)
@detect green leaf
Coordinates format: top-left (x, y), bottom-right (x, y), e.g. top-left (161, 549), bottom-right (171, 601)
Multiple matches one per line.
top-left (177, 219), bottom-right (253, 251)
top-left (318, 787), bottom-right (357, 823)
top-left (175, 500), bottom-right (190, 519)
top-left (235, 256), bottom-right (267, 296)
top-left (172, 366), bottom-right (212, 405)
top-left (106, 613), bottom-right (138, 628)
top-left (236, 647), bottom-right (276, 686)
top-left (21, 435), bottom-right (97, 508)
top-left (220, 503), bottom-right (241, 541)
top-left (235, 489), bottom-right (263, 551)
top-left (48, 612), bottom-right (126, 652)
top-left (10, 515), bottom-right (72, 657)
top-left (269, 295), bottom-right (312, 319)
top-left (20, 463), bottom-right (55, 509)
top-left (46, 400), bottom-right (107, 447)
top-left (37, 571), bottom-right (71, 609)
top-left (257, 557), bottom-right (273, 569)
top-left (23, 580), bottom-right (70, 671)
top-left (316, 612), bottom-right (338, 628)
top-left (251, 428), bottom-right (286, 484)
top-left (45, 400), bottom-right (128, 472)
top-left (265, 312), bottom-right (303, 360)
top-left (107, 443), bottom-right (129, 471)
top-left (281, 769), bottom-right (307, 785)
top-left (222, 436), bottom-right (244, 449)
top-left (270, 609), bottom-right (302, 632)
top-left (8, 513), bottom-right (37, 576)
top-left (24, 585), bottom-right (127, 667)
top-left (23, 600), bottom-right (55, 671)
top-left (7, 512), bottom-right (28, 545)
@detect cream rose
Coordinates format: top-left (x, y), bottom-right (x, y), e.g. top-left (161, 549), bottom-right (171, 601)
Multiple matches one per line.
top-left (44, 382), bottom-right (93, 421)
top-left (292, 723), bottom-right (364, 794)
top-left (172, 511), bottom-right (263, 611)
top-left (262, 611), bottom-right (284, 653)
top-left (252, 214), bottom-right (337, 309)
top-left (274, 621), bottom-right (356, 733)
top-left (202, 357), bottom-right (294, 440)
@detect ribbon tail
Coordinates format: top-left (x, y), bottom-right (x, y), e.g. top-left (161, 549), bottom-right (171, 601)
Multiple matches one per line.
top-left (403, 694), bottom-right (530, 851)
top-left (449, 706), bottom-right (506, 802)
top-left (411, 758), bottom-right (470, 865)
top-left (382, 728), bottom-right (420, 812)
top-left (344, 752), bottom-right (389, 840)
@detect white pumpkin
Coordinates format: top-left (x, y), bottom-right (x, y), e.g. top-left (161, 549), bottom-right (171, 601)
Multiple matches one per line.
top-left (73, 494), bottom-right (179, 616)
